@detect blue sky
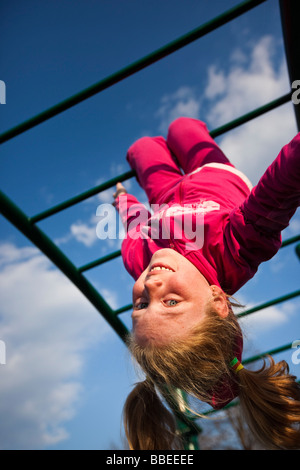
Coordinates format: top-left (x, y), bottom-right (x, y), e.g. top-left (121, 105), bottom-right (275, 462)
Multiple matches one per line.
top-left (0, 0), bottom-right (300, 450)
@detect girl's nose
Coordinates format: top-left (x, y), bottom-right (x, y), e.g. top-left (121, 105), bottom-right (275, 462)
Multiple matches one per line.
top-left (144, 277), bottom-right (163, 291)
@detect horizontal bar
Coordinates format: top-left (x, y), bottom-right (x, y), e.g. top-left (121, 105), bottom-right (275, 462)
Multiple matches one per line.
top-left (296, 243), bottom-right (300, 260)
top-left (237, 289), bottom-right (300, 318)
top-left (78, 250), bottom-right (122, 273)
top-left (0, 0), bottom-right (267, 145)
top-left (210, 92), bottom-right (291, 138)
top-left (114, 304), bottom-right (133, 315)
top-left (29, 171), bottom-right (134, 224)
top-left (29, 92), bottom-right (290, 224)
top-left (281, 233), bottom-right (300, 247)
top-left (0, 189), bottom-right (129, 342)
top-left (242, 342), bottom-right (293, 365)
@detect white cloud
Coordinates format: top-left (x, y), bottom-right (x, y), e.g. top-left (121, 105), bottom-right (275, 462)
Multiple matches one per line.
top-left (0, 243), bottom-right (113, 449)
top-left (204, 36), bottom-right (289, 126)
top-left (156, 86), bottom-right (201, 134)
top-left (70, 219), bottom-right (98, 247)
top-left (56, 207), bottom-right (123, 251)
top-left (205, 65), bottom-right (226, 99)
top-left (97, 188), bottom-right (115, 204)
top-left (55, 171), bottom-right (131, 249)
top-left (54, 216), bottom-right (98, 247)
top-left (155, 35), bottom-right (298, 185)
top-left (0, 243), bottom-right (39, 266)
top-left (202, 36), bottom-right (298, 183)
top-left (239, 305), bottom-right (289, 332)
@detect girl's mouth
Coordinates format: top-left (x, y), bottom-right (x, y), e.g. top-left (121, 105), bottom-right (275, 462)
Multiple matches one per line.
top-left (149, 264), bottom-right (175, 273)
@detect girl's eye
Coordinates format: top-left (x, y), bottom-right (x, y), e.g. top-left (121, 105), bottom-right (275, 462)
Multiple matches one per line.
top-left (134, 300), bottom-right (179, 309)
top-left (135, 302), bottom-right (148, 310)
top-left (166, 299), bottom-right (178, 306)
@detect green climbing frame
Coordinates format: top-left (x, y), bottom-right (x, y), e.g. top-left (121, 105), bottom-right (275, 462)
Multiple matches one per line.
top-left (1, 0), bottom-right (300, 450)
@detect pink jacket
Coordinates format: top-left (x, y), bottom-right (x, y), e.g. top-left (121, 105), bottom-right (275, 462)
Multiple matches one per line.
top-left (115, 133), bottom-right (300, 295)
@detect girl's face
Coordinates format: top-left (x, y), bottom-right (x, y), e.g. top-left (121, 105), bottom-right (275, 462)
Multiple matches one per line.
top-left (131, 249), bottom-right (217, 346)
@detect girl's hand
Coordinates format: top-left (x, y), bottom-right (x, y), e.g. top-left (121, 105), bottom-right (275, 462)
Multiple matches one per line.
top-left (113, 182), bottom-right (127, 201)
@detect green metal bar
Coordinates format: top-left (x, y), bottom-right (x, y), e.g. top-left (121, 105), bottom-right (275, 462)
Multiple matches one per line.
top-left (210, 93), bottom-right (291, 138)
top-left (29, 92), bottom-right (290, 225)
top-left (114, 304), bottom-right (132, 316)
top-left (296, 243), bottom-right (300, 261)
top-left (0, 189), bottom-right (129, 342)
top-left (0, 0), bottom-right (267, 145)
top-left (78, 250), bottom-right (122, 273)
top-left (175, 420), bottom-right (201, 450)
top-left (242, 342), bottom-right (293, 365)
top-left (281, 234), bottom-right (300, 247)
top-left (234, 235), bottom-right (300, 318)
top-left (237, 289), bottom-right (300, 319)
top-left (162, 388), bottom-right (202, 449)
top-left (29, 171), bottom-right (134, 224)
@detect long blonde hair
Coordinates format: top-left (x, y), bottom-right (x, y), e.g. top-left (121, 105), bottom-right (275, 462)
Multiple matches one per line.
top-left (123, 303), bottom-right (300, 450)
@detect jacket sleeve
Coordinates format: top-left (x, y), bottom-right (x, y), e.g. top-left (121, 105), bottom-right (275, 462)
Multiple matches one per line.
top-left (227, 132), bottom-right (300, 271)
top-left (114, 193), bottom-right (151, 238)
top-left (114, 193), bottom-right (151, 280)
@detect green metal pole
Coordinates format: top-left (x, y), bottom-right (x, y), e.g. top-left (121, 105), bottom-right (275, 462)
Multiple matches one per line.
top-left (114, 304), bottom-right (133, 315)
top-left (210, 93), bottom-right (291, 138)
top-left (296, 243), bottom-right (300, 261)
top-left (29, 171), bottom-right (134, 224)
top-left (237, 289), bottom-right (300, 318)
top-left (162, 388), bottom-right (202, 450)
top-left (242, 342), bottom-right (294, 365)
top-left (0, 0), bottom-right (267, 145)
top-left (281, 234), bottom-right (300, 248)
top-left (78, 250), bottom-right (122, 273)
top-left (0, 189), bottom-right (129, 342)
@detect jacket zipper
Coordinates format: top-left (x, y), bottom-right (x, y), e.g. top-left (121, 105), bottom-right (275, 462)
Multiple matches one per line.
top-left (179, 179), bottom-right (185, 205)
top-left (167, 179), bottom-right (185, 248)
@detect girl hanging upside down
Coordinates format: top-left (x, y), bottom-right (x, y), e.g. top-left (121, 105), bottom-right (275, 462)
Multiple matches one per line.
top-left (112, 117), bottom-right (300, 450)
